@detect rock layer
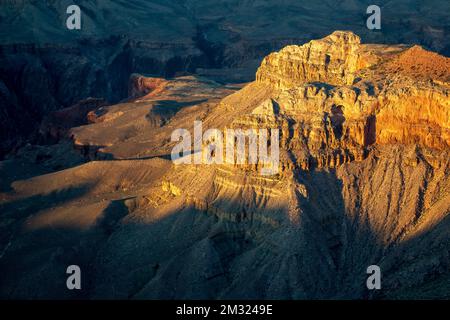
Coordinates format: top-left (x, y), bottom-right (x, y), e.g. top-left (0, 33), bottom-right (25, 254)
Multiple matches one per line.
top-left (0, 31), bottom-right (449, 299)
top-left (256, 31), bottom-right (368, 88)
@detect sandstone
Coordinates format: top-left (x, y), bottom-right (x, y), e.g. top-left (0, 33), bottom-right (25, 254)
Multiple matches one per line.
top-left (1, 31), bottom-right (449, 300)
top-left (256, 31), bottom-right (368, 90)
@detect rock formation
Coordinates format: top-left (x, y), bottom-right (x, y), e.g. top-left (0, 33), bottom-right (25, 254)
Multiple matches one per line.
top-left (0, 31), bottom-right (449, 299)
top-left (2, 0), bottom-right (450, 159)
top-left (256, 31), bottom-right (367, 88)
top-left (253, 31), bottom-right (450, 170)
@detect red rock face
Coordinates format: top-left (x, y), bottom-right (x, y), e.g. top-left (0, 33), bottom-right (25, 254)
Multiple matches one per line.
top-left (385, 45), bottom-right (450, 83)
top-left (128, 74), bottom-right (169, 100)
top-left (253, 31), bottom-right (450, 169)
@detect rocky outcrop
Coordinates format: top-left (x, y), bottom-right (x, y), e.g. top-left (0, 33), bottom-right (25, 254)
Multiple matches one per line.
top-left (68, 33), bottom-right (450, 171)
top-left (256, 31), bottom-right (369, 89)
top-left (2, 1), bottom-right (450, 161)
top-left (128, 74), bottom-right (168, 100)
top-left (1, 31), bottom-right (449, 300)
top-left (375, 80), bottom-right (450, 150)
top-left (250, 32), bottom-right (450, 171)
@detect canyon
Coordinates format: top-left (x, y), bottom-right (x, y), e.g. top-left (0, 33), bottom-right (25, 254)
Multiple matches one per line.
top-left (1, 0), bottom-right (450, 158)
top-left (0, 30), bottom-right (449, 299)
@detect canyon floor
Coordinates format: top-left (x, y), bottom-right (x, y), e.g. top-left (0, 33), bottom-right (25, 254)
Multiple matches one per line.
top-left (0, 31), bottom-right (449, 299)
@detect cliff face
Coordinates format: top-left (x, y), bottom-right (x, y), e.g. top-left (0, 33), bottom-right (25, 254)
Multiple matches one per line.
top-left (256, 31), bottom-right (367, 88)
top-left (376, 82), bottom-right (450, 150)
top-left (251, 31), bottom-right (450, 170)
top-left (1, 32), bottom-right (449, 299)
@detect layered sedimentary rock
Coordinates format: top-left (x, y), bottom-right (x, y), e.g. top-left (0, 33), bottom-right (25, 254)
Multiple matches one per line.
top-left (250, 31), bottom-right (450, 170)
top-left (1, 32), bottom-right (449, 299)
top-left (2, 1), bottom-right (450, 159)
top-left (256, 31), bottom-right (368, 88)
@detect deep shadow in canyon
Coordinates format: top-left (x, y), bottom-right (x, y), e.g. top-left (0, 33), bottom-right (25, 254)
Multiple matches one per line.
top-left (0, 166), bottom-right (448, 299)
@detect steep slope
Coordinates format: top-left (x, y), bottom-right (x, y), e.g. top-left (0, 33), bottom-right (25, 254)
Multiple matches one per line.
top-left (0, 31), bottom-right (449, 299)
